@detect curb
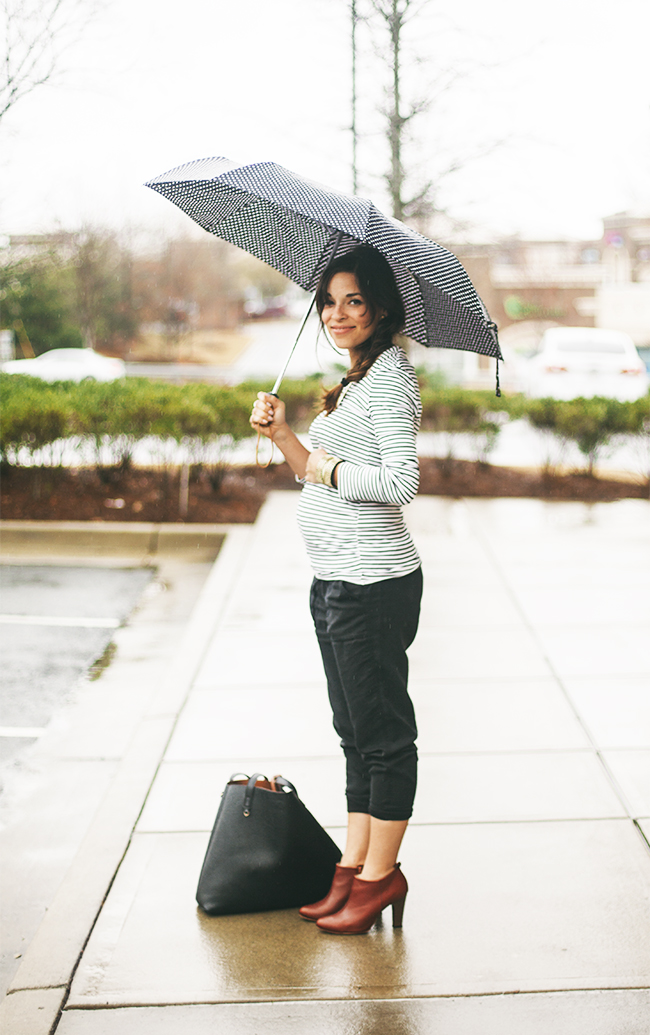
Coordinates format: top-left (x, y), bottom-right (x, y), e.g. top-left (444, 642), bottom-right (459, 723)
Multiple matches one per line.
top-left (0, 521), bottom-right (238, 565)
top-left (0, 526), bottom-right (253, 1035)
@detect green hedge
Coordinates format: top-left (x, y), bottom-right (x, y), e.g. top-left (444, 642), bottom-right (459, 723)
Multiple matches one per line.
top-left (1, 372), bottom-right (648, 480)
top-left (525, 396), bottom-right (646, 475)
top-left (0, 374), bottom-right (254, 469)
top-left (0, 379), bottom-right (71, 459)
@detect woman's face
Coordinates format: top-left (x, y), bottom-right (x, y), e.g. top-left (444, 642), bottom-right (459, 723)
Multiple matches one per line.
top-left (321, 272), bottom-right (385, 356)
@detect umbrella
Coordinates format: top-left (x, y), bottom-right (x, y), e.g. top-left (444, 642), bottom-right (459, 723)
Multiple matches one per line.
top-left (145, 156), bottom-right (502, 392)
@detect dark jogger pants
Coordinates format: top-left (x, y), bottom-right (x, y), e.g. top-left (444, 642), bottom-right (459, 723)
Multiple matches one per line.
top-left (309, 567), bottom-right (423, 821)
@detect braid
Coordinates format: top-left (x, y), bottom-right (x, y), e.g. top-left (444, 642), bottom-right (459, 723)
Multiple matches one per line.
top-left (321, 320), bottom-right (394, 415)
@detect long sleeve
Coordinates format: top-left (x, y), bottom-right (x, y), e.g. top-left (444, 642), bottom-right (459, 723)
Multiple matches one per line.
top-left (336, 366), bottom-right (420, 506)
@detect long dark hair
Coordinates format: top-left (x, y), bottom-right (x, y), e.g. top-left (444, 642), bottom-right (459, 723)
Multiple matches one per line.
top-left (316, 246), bottom-right (405, 415)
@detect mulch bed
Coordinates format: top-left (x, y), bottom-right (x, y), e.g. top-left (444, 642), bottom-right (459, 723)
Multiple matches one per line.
top-left (418, 458), bottom-right (648, 502)
top-left (1, 460), bottom-right (647, 525)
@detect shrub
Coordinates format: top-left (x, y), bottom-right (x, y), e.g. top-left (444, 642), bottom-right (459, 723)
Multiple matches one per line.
top-left (420, 388), bottom-right (484, 434)
top-left (72, 379), bottom-right (145, 473)
top-left (0, 374), bottom-right (72, 465)
top-left (0, 375), bottom-right (254, 492)
top-left (525, 398), bottom-right (568, 473)
top-left (164, 385), bottom-right (244, 493)
top-left (526, 396), bottom-right (633, 475)
top-left (471, 389), bottom-right (528, 420)
top-left (420, 387), bottom-right (505, 470)
top-left (625, 394), bottom-right (650, 491)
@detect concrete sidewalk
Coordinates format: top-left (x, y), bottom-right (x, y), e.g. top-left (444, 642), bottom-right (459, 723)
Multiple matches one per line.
top-left (3, 493), bottom-right (650, 1034)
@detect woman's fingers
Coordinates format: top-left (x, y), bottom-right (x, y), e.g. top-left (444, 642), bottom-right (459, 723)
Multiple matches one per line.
top-left (250, 408), bottom-right (270, 426)
top-left (250, 392), bottom-right (275, 426)
top-left (250, 392), bottom-right (287, 432)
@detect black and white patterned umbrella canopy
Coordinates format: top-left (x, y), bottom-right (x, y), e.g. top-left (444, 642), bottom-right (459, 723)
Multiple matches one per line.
top-left (146, 156), bottom-right (501, 359)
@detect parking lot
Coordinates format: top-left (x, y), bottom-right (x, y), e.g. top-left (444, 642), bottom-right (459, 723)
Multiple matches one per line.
top-left (0, 566), bottom-right (155, 771)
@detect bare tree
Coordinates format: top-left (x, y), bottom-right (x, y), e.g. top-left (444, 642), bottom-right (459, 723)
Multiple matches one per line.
top-left (367, 0), bottom-right (434, 221)
top-left (0, 0), bottom-right (97, 123)
top-left (72, 227), bottom-right (137, 351)
top-left (365, 0), bottom-right (506, 230)
top-left (350, 0), bottom-right (360, 194)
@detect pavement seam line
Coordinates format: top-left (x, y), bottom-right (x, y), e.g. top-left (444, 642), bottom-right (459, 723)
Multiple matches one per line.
top-left (463, 498), bottom-right (650, 857)
top-left (60, 984), bottom-right (650, 1007)
top-left (5, 985), bottom-right (68, 995)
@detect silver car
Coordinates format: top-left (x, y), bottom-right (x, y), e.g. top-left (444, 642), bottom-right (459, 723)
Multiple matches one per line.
top-left (2, 348), bottom-right (126, 383)
top-left (525, 328), bottom-right (649, 401)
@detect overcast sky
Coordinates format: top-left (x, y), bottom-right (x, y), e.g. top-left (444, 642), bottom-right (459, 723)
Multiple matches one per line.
top-left (1, 0), bottom-right (648, 244)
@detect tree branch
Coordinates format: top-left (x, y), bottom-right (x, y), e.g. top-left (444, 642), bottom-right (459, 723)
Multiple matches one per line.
top-left (0, 0), bottom-right (96, 123)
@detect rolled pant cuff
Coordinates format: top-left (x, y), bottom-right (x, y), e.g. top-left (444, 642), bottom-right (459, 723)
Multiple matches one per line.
top-left (369, 807), bottom-right (413, 822)
top-left (346, 798), bottom-right (371, 815)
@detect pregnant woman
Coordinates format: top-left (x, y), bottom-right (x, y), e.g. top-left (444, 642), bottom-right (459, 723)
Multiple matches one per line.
top-left (250, 245), bottom-right (422, 935)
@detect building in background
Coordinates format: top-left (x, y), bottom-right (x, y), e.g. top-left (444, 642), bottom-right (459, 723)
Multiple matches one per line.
top-left (420, 212), bottom-right (650, 389)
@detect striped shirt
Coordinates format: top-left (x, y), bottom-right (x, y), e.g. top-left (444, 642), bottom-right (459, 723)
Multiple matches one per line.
top-left (296, 345), bottom-right (422, 584)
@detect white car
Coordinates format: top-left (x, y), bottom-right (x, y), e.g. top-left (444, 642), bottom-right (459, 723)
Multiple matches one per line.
top-left (2, 348), bottom-right (126, 383)
top-left (525, 328), bottom-right (649, 401)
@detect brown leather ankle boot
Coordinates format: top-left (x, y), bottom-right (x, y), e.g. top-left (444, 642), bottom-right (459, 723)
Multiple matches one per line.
top-left (299, 864), bottom-right (362, 921)
top-left (316, 864), bottom-right (407, 934)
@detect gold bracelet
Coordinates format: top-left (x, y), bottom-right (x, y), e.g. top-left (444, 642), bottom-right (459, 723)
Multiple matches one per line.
top-left (318, 455), bottom-right (342, 487)
top-left (321, 457), bottom-right (337, 487)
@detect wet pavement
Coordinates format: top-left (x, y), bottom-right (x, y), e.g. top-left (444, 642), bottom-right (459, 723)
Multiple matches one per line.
top-left (0, 566), bottom-right (154, 766)
top-left (2, 495), bottom-right (650, 1033)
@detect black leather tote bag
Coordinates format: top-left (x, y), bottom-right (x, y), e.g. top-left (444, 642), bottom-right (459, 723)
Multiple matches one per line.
top-left (196, 772), bottom-right (342, 916)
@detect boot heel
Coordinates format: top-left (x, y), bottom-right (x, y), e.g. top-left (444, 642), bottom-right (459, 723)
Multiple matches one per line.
top-left (392, 895), bottom-right (406, 928)
top-left (317, 867), bottom-right (408, 935)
